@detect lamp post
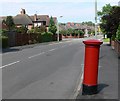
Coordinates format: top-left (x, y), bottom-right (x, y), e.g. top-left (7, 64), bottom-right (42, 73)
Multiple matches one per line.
top-left (57, 16), bottom-right (63, 42)
top-left (95, 0), bottom-right (97, 39)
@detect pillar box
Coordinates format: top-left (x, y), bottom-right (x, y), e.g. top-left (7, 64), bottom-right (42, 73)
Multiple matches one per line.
top-left (82, 39), bottom-right (103, 95)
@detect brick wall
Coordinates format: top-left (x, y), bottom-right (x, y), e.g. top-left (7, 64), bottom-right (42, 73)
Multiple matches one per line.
top-left (114, 40), bottom-right (120, 56)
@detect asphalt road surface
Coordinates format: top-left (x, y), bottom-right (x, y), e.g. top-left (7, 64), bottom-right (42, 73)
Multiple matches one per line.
top-left (2, 39), bottom-right (86, 99)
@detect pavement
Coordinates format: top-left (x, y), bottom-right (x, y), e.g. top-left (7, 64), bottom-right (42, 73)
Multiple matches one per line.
top-left (76, 42), bottom-right (119, 101)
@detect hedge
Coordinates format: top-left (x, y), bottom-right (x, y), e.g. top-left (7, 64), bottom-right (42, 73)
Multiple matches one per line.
top-left (0, 36), bottom-right (8, 48)
top-left (41, 32), bottom-right (53, 42)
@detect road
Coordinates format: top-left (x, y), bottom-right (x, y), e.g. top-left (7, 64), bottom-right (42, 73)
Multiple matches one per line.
top-left (2, 38), bottom-right (87, 99)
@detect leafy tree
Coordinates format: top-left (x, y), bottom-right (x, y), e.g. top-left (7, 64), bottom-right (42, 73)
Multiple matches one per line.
top-left (116, 25), bottom-right (120, 41)
top-left (74, 30), bottom-right (79, 36)
top-left (82, 21), bottom-right (95, 26)
top-left (48, 16), bottom-right (57, 34)
top-left (97, 4), bottom-right (112, 17)
top-left (67, 28), bottom-right (74, 35)
top-left (4, 16), bottom-right (15, 31)
top-left (100, 6), bottom-right (120, 38)
top-left (59, 30), bottom-right (67, 36)
top-left (97, 4), bottom-right (112, 34)
top-left (78, 30), bottom-right (84, 36)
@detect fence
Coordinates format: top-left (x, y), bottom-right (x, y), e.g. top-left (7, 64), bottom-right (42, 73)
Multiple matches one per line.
top-left (15, 33), bottom-right (40, 46)
top-left (7, 32), bottom-right (62, 47)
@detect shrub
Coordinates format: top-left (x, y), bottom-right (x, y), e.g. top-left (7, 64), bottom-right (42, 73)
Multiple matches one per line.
top-left (78, 30), bottom-right (84, 36)
top-left (41, 32), bottom-right (53, 42)
top-left (0, 29), bottom-right (8, 36)
top-left (0, 36), bottom-right (8, 48)
top-left (116, 25), bottom-right (120, 41)
top-left (111, 34), bottom-right (116, 41)
top-left (16, 26), bottom-right (28, 33)
top-left (27, 29), bottom-right (34, 34)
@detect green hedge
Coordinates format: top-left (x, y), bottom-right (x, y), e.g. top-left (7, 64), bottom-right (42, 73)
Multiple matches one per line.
top-left (0, 36), bottom-right (8, 48)
top-left (116, 25), bottom-right (120, 41)
top-left (41, 32), bottom-right (53, 42)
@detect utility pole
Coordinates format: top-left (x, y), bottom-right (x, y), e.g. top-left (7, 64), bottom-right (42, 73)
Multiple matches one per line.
top-left (57, 20), bottom-right (59, 42)
top-left (57, 16), bottom-right (63, 42)
top-left (95, 0), bottom-right (97, 39)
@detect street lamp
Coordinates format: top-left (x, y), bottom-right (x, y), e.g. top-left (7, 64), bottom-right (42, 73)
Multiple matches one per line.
top-left (95, 0), bottom-right (97, 39)
top-left (57, 16), bottom-right (63, 42)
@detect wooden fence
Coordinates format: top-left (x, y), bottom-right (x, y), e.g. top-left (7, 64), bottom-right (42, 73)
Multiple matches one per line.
top-left (7, 32), bottom-right (62, 47)
top-left (15, 33), bottom-right (40, 46)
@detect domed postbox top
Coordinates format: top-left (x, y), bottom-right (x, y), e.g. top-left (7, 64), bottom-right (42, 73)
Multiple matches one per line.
top-left (83, 39), bottom-right (103, 46)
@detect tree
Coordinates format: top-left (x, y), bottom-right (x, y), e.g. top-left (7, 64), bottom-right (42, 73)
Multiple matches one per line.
top-left (97, 4), bottom-right (112, 17)
top-left (78, 30), bottom-right (84, 36)
top-left (100, 6), bottom-right (120, 37)
top-left (48, 16), bottom-right (57, 34)
top-left (82, 21), bottom-right (95, 26)
top-left (97, 4), bottom-right (112, 34)
top-left (4, 16), bottom-right (15, 31)
top-left (67, 28), bottom-right (73, 35)
top-left (116, 25), bottom-right (120, 41)
top-left (59, 30), bottom-right (67, 36)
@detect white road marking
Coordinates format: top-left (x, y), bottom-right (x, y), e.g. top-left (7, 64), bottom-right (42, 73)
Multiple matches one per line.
top-left (28, 48), bottom-right (58, 59)
top-left (48, 48), bottom-right (57, 52)
top-left (0, 61), bottom-right (20, 68)
top-left (28, 52), bottom-right (45, 59)
top-left (61, 45), bottom-right (66, 48)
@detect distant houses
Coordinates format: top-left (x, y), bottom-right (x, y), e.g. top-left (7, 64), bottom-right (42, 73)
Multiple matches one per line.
top-left (1, 8), bottom-right (94, 35)
top-left (1, 9), bottom-right (57, 31)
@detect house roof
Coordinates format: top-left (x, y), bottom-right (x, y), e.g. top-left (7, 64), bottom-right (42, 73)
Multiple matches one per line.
top-left (59, 22), bottom-right (94, 31)
top-left (14, 14), bottom-right (33, 25)
top-left (37, 15), bottom-right (49, 26)
top-left (30, 15), bottom-right (50, 26)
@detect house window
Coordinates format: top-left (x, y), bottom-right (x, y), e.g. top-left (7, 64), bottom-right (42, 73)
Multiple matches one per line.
top-left (38, 23), bottom-right (41, 27)
top-left (34, 23), bottom-right (41, 27)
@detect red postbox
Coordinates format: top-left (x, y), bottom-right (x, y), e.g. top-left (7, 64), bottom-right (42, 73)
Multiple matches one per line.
top-left (82, 39), bottom-right (103, 95)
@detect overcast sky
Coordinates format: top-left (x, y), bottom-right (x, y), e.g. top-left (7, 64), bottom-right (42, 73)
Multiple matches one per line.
top-left (0, 0), bottom-right (119, 23)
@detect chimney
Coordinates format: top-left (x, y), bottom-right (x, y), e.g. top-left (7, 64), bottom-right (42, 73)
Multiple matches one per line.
top-left (34, 14), bottom-right (37, 21)
top-left (20, 8), bottom-right (26, 14)
top-left (67, 22), bottom-right (71, 26)
top-left (71, 22), bottom-right (74, 26)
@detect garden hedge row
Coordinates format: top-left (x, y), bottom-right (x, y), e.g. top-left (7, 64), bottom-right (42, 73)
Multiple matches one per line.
top-left (0, 36), bottom-right (8, 48)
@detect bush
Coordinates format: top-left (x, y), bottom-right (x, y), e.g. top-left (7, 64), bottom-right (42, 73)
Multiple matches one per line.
top-left (27, 29), bottom-right (34, 34)
top-left (0, 29), bottom-right (8, 36)
top-left (0, 36), bottom-right (8, 48)
top-left (78, 30), bottom-right (84, 36)
top-left (116, 25), bottom-right (120, 41)
top-left (16, 26), bottom-right (28, 33)
top-left (111, 34), bottom-right (116, 41)
top-left (41, 32), bottom-right (53, 42)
